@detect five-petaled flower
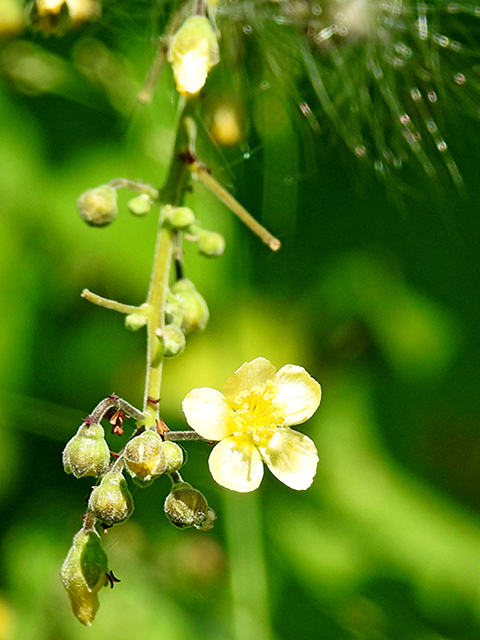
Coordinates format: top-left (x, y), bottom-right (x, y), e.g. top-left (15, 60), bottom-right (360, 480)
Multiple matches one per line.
top-left (182, 357), bottom-right (321, 492)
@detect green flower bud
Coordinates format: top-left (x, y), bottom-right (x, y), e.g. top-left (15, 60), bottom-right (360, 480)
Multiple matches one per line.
top-left (77, 185), bottom-right (118, 227)
top-left (161, 324), bottom-right (186, 357)
top-left (162, 205), bottom-right (196, 230)
top-left (128, 193), bottom-right (152, 216)
top-left (163, 441), bottom-right (184, 475)
top-left (124, 430), bottom-right (166, 485)
top-left (60, 528), bottom-right (109, 626)
top-left (125, 313), bottom-right (147, 331)
top-left (171, 278), bottom-right (209, 333)
top-left (164, 482), bottom-right (216, 531)
top-left (88, 471), bottom-right (133, 527)
top-left (197, 230), bottom-right (225, 257)
top-left (63, 423), bottom-right (110, 478)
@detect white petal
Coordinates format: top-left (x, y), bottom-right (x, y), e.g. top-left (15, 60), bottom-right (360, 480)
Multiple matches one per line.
top-left (182, 388), bottom-right (231, 440)
top-left (260, 428), bottom-right (318, 490)
top-left (223, 357), bottom-right (276, 402)
top-left (208, 437), bottom-right (264, 492)
top-left (274, 365), bottom-right (321, 426)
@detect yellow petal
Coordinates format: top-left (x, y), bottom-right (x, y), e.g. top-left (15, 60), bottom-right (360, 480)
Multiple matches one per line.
top-left (182, 387), bottom-right (231, 440)
top-left (208, 437), bottom-right (264, 492)
top-left (274, 365), bottom-right (321, 426)
top-left (223, 357), bottom-right (276, 402)
top-left (260, 428), bottom-right (318, 490)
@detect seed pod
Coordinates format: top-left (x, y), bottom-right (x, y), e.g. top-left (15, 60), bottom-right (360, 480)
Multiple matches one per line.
top-left (77, 185), bottom-right (118, 227)
top-left (88, 471), bottom-right (133, 527)
top-left (63, 423), bottom-right (110, 478)
top-left (171, 278), bottom-right (209, 333)
top-left (124, 430), bottom-right (166, 485)
top-left (60, 527), bottom-right (109, 626)
top-left (163, 441), bottom-right (184, 475)
top-left (164, 481), bottom-right (216, 531)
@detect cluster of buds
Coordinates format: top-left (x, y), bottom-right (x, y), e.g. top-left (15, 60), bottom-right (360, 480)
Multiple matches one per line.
top-left (61, 408), bottom-right (216, 624)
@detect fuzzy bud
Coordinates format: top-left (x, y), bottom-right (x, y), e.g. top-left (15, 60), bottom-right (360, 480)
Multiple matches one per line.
top-left (88, 471), bottom-right (133, 527)
top-left (128, 193), bottom-right (152, 216)
top-left (125, 313), bottom-right (147, 331)
top-left (171, 278), bottom-right (209, 333)
top-left (197, 230), bottom-right (225, 257)
top-left (162, 205), bottom-right (196, 230)
top-left (164, 481), bottom-right (216, 531)
top-left (161, 324), bottom-right (186, 357)
top-left (63, 423), bottom-right (110, 478)
top-left (60, 528), bottom-right (108, 626)
top-left (124, 431), bottom-right (166, 485)
top-left (167, 16), bottom-right (219, 96)
top-left (77, 185), bottom-right (118, 227)
top-left (163, 441), bottom-right (184, 475)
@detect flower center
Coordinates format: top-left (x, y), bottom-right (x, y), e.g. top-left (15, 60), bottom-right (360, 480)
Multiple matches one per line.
top-left (229, 380), bottom-right (285, 448)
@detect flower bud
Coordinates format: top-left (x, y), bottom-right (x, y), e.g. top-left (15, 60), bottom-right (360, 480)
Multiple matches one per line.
top-left (77, 185), bottom-right (118, 227)
top-left (162, 205), bottom-right (196, 230)
top-left (197, 230), bottom-right (225, 257)
top-left (128, 193), bottom-right (152, 216)
top-left (28, 0), bottom-right (100, 34)
top-left (88, 471), bottom-right (133, 526)
top-left (164, 482), bottom-right (216, 531)
top-left (171, 279), bottom-right (209, 333)
top-left (63, 423), bottom-right (110, 478)
top-left (124, 430), bottom-right (166, 485)
top-left (125, 313), bottom-right (147, 331)
top-left (168, 15), bottom-right (219, 96)
top-left (161, 324), bottom-right (186, 357)
top-left (163, 441), bottom-right (184, 475)
top-left (60, 528), bottom-right (108, 626)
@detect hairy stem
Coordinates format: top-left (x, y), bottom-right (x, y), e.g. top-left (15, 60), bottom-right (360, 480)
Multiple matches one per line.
top-left (143, 102), bottom-right (192, 420)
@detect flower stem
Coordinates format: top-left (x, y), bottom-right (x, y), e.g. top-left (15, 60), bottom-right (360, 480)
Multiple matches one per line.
top-left (190, 161), bottom-right (281, 251)
top-left (143, 102), bottom-right (192, 420)
top-left (81, 289), bottom-right (141, 315)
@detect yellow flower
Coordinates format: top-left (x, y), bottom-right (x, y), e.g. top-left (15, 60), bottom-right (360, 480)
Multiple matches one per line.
top-left (182, 357), bottom-right (321, 492)
top-left (167, 16), bottom-right (219, 96)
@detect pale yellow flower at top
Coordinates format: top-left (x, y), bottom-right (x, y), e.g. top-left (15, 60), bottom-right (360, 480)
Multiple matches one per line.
top-left (182, 357), bottom-right (321, 492)
top-left (167, 16), bottom-right (219, 96)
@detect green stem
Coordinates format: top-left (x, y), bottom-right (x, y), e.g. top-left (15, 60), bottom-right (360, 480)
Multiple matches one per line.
top-left (143, 101), bottom-right (192, 420)
top-left (81, 289), bottom-right (141, 315)
top-left (191, 161), bottom-right (281, 251)
top-left (143, 222), bottom-right (174, 419)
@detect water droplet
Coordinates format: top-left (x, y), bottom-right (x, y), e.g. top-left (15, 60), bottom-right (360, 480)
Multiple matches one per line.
top-left (434, 34), bottom-right (450, 47)
top-left (243, 25), bottom-right (252, 35)
top-left (399, 114), bottom-right (411, 125)
top-left (454, 72), bottom-right (466, 85)
top-left (260, 81), bottom-right (269, 90)
top-left (427, 91), bottom-right (437, 103)
top-left (437, 140), bottom-right (447, 152)
top-left (312, 3), bottom-right (322, 15)
top-left (410, 88), bottom-right (422, 102)
top-left (354, 145), bottom-right (367, 157)
top-left (284, 175), bottom-right (294, 185)
top-left (241, 144), bottom-right (251, 160)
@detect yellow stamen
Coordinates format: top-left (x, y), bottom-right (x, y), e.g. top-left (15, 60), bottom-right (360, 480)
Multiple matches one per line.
top-left (229, 381), bottom-right (284, 448)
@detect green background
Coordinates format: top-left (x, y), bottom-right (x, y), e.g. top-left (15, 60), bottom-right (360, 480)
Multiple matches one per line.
top-left (1, 1), bottom-right (480, 638)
